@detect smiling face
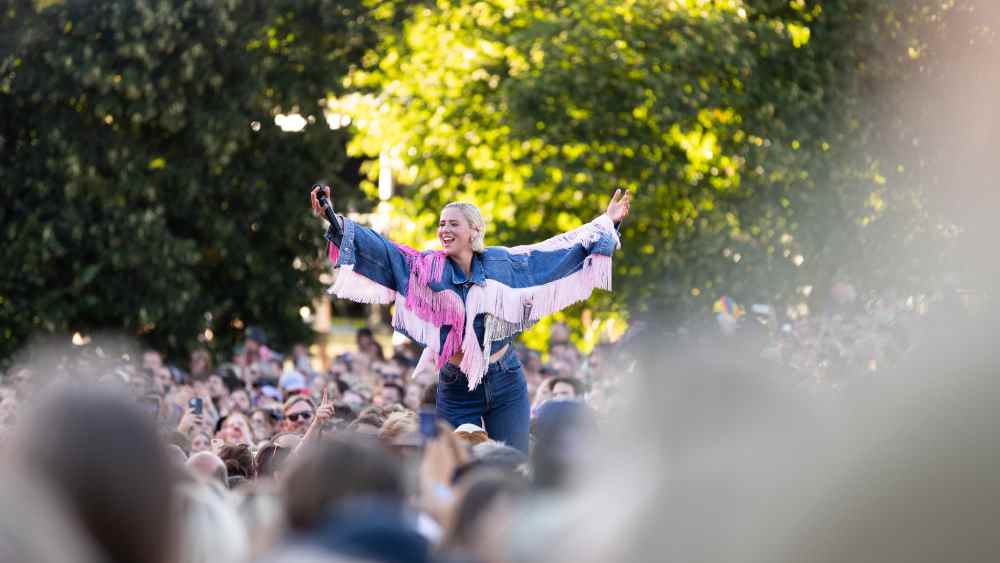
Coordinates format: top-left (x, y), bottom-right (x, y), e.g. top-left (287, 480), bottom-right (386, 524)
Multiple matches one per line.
top-left (438, 207), bottom-right (478, 257)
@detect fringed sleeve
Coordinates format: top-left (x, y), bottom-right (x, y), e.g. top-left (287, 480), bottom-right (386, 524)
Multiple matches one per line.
top-left (324, 218), bottom-right (410, 305)
top-left (457, 214), bottom-right (622, 389)
top-left (325, 218), bottom-right (462, 367)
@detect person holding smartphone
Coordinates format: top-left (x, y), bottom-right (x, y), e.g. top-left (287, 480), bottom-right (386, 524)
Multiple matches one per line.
top-left (310, 185), bottom-right (629, 452)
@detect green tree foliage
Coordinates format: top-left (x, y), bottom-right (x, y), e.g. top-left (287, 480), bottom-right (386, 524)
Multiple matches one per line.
top-left (0, 0), bottom-right (390, 361)
top-left (332, 0), bottom-right (973, 334)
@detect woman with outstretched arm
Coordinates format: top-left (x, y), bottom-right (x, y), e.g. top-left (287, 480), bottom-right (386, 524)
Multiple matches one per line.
top-left (309, 186), bottom-right (630, 453)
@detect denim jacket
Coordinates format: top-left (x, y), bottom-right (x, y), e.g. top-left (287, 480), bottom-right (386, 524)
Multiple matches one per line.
top-left (325, 214), bottom-right (620, 390)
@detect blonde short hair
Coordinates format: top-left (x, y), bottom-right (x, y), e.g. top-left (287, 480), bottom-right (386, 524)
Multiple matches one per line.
top-left (442, 202), bottom-right (486, 252)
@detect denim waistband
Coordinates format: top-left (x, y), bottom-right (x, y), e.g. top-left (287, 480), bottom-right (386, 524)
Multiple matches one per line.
top-left (443, 345), bottom-right (516, 374)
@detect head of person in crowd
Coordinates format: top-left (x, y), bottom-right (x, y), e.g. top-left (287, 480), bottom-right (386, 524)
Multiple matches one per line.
top-left (341, 388), bottom-right (365, 413)
top-left (356, 327), bottom-right (376, 356)
top-left (348, 413), bottom-right (384, 436)
top-left (230, 387), bottom-right (252, 413)
top-left (19, 387), bottom-right (177, 563)
top-left (532, 400), bottom-right (597, 491)
top-left (255, 440), bottom-right (293, 480)
top-left (206, 372), bottom-right (227, 401)
top-left (445, 469), bottom-right (526, 561)
top-left (187, 451), bottom-right (228, 489)
top-left (403, 382), bottom-right (423, 412)
top-left (292, 342), bottom-right (310, 363)
top-left (127, 371), bottom-right (153, 397)
top-left (454, 423), bottom-right (490, 446)
top-left (378, 410), bottom-right (418, 445)
top-left (421, 382), bottom-right (437, 409)
top-left (282, 434), bottom-right (407, 534)
top-left (190, 431), bottom-right (212, 454)
top-left (471, 442), bottom-right (530, 475)
top-left (174, 483), bottom-right (250, 563)
top-left (546, 358), bottom-right (574, 379)
top-left (532, 377), bottom-right (556, 412)
top-left (551, 376), bottom-right (585, 401)
top-left (142, 349), bottom-right (163, 372)
top-left (137, 392), bottom-right (164, 422)
top-left (282, 395), bottom-right (315, 433)
top-left (279, 370), bottom-right (307, 398)
top-left (245, 326), bottom-right (268, 355)
top-left (218, 442), bottom-right (254, 479)
top-left (330, 400), bottom-right (357, 425)
top-left (189, 347), bottom-right (213, 380)
top-left (310, 374), bottom-right (330, 403)
top-left (153, 365), bottom-right (175, 393)
top-left (250, 407), bottom-right (279, 441)
top-left (380, 382), bottom-right (405, 407)
top-left (586, 342), bottom-right (614, 376)
top-left (550, 322), bottom-right (571, 346)
top-left (272, 431), bottom-right (302, 451)
top-left (218, 411), bottom-right (255, 446)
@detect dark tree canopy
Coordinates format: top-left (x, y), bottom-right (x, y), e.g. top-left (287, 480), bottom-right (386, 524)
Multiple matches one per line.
top-left (0, 0), bottom-right (397, 361)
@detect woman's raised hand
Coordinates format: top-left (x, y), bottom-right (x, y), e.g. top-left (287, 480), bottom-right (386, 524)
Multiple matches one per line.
top-left (606, 188), bottom-right (631, 223)
top-left (310, 185), bottom-right (332, 220)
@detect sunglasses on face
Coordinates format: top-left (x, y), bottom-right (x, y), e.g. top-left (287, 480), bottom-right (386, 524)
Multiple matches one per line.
top-left (287, 411), bottom-right (312, 422)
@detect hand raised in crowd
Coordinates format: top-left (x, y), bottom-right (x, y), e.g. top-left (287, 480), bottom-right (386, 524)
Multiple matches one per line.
top-left (605, 188), bottom-right (632, 223)
top-left (301, 388), bottom-right (334, 445)
top-left (177, 409), bottom-right (206, 436)
top-left (314, 388), bottom-right (334, 423)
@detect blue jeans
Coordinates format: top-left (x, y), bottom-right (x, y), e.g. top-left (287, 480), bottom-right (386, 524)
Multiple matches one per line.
top-left (436, 349), bottom-right (531, 453)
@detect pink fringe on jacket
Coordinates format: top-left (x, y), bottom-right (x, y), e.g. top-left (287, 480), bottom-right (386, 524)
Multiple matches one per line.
top-left (328, 241), bottom-right (340, 265)
top-left (459, 253), bottom-right (614, 390)
top-left (327, 264), bottom-right (397, 304)
top-left (393, 246), bottom-right (463, 369)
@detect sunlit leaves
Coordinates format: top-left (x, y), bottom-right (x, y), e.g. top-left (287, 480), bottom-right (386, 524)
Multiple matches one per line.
top-left (336, 0), bottom-right (958, 330)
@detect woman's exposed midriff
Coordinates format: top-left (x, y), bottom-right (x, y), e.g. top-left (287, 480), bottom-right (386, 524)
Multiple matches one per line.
top-left (447, 343), bottom-right (509, 368)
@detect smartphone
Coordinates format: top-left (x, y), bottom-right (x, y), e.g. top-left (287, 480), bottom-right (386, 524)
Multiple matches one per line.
top-left (189, 397), bottom-right (203, 415)
top-left (419, 408), bottom-right (438, 440)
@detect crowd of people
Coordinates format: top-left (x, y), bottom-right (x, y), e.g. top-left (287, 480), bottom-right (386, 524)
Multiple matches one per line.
top-left (0, 321), bottom-right (623, 563)
top-left (0, 289), bottom-right (996, 563)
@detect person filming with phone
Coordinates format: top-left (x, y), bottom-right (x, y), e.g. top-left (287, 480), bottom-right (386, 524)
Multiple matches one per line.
top-left (310, 184), bottom-right (629, 452)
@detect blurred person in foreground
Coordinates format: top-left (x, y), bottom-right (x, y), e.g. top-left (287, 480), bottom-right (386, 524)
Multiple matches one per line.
top-left (16, 387), bottom-right (177, 563)
top-left (0, 469), bottom-right (104, 563)
top-left (524, 309), bottom-right (1000, 563)
top-left (278, 434), bottom-right (430, 563)
top-left (174, 482), bottom-right (249, 563)
top-left (440, 469), bottom-right (527, 563)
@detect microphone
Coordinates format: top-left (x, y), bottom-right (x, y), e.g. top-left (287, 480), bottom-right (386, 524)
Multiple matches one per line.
top-left (313, 183), bottom-right (338, 225)
top-left (313, 183), bottom-right (343, 242)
